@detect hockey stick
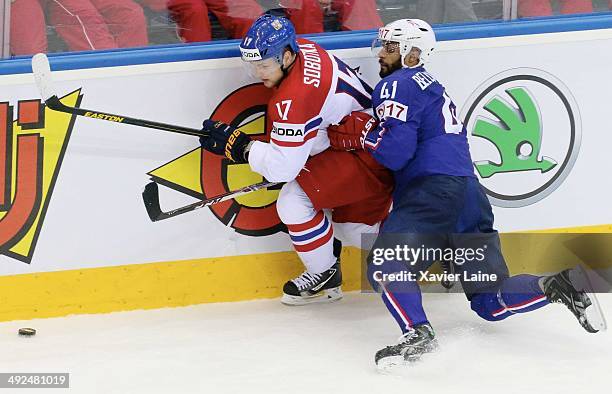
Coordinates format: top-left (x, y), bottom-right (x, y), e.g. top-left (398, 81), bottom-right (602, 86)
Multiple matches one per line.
top-left (142, 180), bottom-right (280, 222)
top-left (31, 53), bottom-right (206, 137)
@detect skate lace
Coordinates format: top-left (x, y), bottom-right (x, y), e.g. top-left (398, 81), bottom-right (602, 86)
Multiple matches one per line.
top-left (292, 272), bottom-right (323, 290)
top-left (397, 329), bottom-right (417, 344)
top-left (379, 329), bottom-right (418, 353)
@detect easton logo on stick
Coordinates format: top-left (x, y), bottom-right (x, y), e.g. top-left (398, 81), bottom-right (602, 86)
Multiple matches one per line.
top-left (0, 90), bottom-right (81, 263)
top-left (83, 112), bottom-right (124, 122)
top-left (146, 83), bottom-right (285, 236)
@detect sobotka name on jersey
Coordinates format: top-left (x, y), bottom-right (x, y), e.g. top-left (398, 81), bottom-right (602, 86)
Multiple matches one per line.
top-left (299, 43), bottom-right (322, 88)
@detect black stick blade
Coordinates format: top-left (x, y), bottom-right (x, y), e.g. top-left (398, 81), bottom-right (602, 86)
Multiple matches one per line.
top-left (141, 180), bottom-right (280, 222)
top-left (142, 182), bottom-right (163, 222)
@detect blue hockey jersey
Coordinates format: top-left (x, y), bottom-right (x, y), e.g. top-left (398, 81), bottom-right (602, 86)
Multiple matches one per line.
top-left (364, 67), bottom-right (475, 196)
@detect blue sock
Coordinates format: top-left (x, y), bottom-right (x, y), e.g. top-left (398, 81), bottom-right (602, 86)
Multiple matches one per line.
top-left (368, 260), bottom-right (429, 333)
top-left (470, 274), bottom-right (550, 321)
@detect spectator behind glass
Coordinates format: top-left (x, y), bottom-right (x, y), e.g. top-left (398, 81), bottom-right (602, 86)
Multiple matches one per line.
top-left (416, 0), bottom-right (477, 24)
top-left (281, 0), bottom-right (382, 34)
top-left (10, 0), bottom-right (47, 55)
top-left (518, 0), bottom-right (593, 17)
top-left (48, 0), bottom-right (148, 51)
top-left (146, 0), bottom-right (263, 42)
top-left (11, 0), bottom-right (148, 55)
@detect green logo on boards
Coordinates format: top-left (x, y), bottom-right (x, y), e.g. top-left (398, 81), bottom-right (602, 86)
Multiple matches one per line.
top-left (462, 68), bottom-right (581, 208)
top-left (472, 87), bottom-right (557, 178)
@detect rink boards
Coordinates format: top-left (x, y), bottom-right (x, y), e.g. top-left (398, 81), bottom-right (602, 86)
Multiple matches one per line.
top-left (1, 16), bottom-right (612, 321)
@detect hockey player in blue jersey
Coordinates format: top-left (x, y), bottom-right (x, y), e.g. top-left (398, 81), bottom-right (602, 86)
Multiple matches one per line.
top-left (327, 18), bottom-right (606, 369)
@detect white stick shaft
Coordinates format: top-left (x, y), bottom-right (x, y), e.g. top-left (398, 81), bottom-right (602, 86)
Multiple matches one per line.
top-left (31, 53), bottom-right (57, 101)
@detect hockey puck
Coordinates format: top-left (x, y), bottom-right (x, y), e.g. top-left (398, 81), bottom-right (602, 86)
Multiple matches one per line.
top-left (18, 328), bottom-right (36, 336)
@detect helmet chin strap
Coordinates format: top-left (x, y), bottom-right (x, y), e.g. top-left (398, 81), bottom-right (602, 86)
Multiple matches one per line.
top-left (279, 51), bottom-right (297, 80)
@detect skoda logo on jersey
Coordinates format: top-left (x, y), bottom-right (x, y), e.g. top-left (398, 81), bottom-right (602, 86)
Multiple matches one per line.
top-left (273, 126), bottom-right (303, 136)
top-left (461, 68), bottom-right (581, 208)
top-left (240, 48), bottom-right (262, 61)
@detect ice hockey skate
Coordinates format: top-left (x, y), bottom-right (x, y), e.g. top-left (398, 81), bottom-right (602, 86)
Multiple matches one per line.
top-left (375, 323), bottom-right (438, 370)
top-left (542, 266), bottom-right (607, 333)
top-left (281, 261), bottom-right (343, 306)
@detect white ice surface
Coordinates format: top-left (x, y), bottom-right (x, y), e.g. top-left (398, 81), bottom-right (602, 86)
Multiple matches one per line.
top-left (1, 293), bottom-right (610, 394)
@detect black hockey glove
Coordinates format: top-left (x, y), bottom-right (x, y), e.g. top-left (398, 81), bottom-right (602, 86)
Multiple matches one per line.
top-left (200, 119), bottom-right (252, 163)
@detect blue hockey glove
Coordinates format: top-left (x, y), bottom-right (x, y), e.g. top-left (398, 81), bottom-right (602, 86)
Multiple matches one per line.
top-left (200, 119), bottom-right (252, 163)
top-left (362, 122), bottom-right (387, 152)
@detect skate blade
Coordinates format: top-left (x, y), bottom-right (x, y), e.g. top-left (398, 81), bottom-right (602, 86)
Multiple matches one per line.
top-left (376, 355), bottom-right (407, 373)
top-left (376, 353), bottom-right (428, 373)
top-left (375, 341), bottom-right (438, 373)
top-left (281, 287), bottom-right (343, 306)
top-left (571, 265), bottom-right (608, 332)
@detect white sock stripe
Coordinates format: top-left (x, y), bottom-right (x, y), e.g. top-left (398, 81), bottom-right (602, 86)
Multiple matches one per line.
top-left (291, 220), bottom-right (332, 246)
top-left (492, 308), bottom-right (512, 317)
top-left (381, 285), bottom-right (411, 328)
top-left (506, 295), bottom-right (548, 311)
top-left (492, 295), bottom-right (548, 317)
top-left (288, 215), bottom-right (328, 237)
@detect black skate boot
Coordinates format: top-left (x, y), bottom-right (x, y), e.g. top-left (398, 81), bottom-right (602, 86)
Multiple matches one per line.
top-left (542, 267), bottom-right (607, 333)
top-left (281, 239), bottom-right (343, 306)
top-left (375, 323), bottom-right (438, 370)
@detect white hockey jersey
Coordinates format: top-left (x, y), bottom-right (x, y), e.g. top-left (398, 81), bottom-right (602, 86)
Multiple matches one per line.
top-left (248, 38), bottom-right (373, 182)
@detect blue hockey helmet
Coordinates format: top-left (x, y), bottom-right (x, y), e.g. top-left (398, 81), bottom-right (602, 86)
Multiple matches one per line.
top-left (240, 14), bottom-right (300, 64)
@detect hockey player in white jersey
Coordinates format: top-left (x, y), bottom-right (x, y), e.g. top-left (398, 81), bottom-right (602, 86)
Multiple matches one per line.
top-left (198, 14), bottom-right (393, 305)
